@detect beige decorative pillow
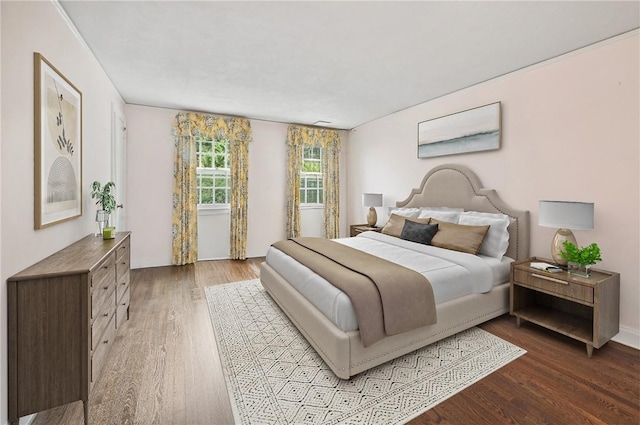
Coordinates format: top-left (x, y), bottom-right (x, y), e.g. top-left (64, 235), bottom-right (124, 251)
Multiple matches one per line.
top-left (382, 214), bottom-right (430, 238)
top-left (430, 218), bottom-right (490, 255)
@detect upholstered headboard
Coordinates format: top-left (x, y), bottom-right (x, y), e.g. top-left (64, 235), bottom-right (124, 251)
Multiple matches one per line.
top-left (396, 164), bottom-right (530, 260)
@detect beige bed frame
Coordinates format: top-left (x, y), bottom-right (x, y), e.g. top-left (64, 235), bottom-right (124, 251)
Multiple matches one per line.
top-left (260, 164), bottom-right (530, 379)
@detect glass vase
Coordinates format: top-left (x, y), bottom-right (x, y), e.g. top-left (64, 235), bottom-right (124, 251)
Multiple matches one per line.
top-left (568, 262), bottom-right (591, 278)
top-left (96, 210), bottom-right (110, 237)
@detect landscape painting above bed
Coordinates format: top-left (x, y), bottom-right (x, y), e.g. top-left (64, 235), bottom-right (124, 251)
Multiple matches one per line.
top-left (418, 102), bottom-right (501, 158)
top-left (261, 164), bottom-right (529, 379)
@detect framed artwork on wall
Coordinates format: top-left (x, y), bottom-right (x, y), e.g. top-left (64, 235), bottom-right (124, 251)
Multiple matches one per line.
top-left (34, 52), bottom-right (83, 229)
top-left (418, 102), bottom-right (501, 158)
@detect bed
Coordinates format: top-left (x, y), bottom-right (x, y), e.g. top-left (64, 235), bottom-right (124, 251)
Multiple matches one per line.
top-left (260, 164), bottom-right (530, 379)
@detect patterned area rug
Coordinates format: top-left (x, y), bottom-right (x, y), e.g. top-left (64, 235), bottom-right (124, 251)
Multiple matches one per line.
top-left (205, 279), bottom-right (526, 425)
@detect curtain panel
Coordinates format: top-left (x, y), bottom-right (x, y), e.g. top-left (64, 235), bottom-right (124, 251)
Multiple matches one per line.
top-left (286, 125), bottom-right (342, 239)
top-left (171, 112), bottom-right (252, 265)
top-left (171, 132), bottom-right (198, 265)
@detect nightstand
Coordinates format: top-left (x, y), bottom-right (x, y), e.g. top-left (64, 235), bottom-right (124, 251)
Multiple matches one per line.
top-left (350, 224), bottom-right (382, 237)
top-left (510, 257), bottom-right (620, 358)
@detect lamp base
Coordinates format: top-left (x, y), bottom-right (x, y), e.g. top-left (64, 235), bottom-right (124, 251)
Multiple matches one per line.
top-left (366, 207), bottom-right (378, 227)
top-left (551, 228), bottom-right (577, 266)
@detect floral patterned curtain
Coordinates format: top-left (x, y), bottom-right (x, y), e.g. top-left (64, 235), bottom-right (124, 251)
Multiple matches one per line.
top-left (229, 121), bottom-right (251, 260)
top-left (171, 125), bottom-right (198, 265)
top-left (286, 125), bottom-right (341, 239)
top-left (172, 112), bottom-right (252, 264)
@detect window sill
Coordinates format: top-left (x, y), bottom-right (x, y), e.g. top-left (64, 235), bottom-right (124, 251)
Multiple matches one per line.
top-left (198, 205), bottom-right (230, 216)
top-left (300, 204), bottom-right (323, 210)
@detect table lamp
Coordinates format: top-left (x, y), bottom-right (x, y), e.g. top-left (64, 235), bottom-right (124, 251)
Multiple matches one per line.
top-left (362, 193), bottom-right (383, 227)
top-left (538, 200), bottom-right (594, 265)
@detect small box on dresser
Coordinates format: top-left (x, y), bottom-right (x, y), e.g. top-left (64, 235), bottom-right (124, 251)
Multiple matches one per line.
top-left (7, 232), bottom-right (131, 425)
top-left (510, 257), bottom-right (619, 358)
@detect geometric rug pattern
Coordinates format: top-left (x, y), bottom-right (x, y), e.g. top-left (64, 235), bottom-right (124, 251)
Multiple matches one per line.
top-left (205, 279), bottom-right (526, 425)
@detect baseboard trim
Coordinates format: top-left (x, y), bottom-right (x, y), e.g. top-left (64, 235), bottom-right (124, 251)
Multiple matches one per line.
top-left (612, 326), bottom-right (640, 350)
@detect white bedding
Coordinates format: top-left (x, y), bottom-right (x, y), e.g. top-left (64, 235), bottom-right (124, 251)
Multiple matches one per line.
top-left (265, 231), bottom-right (512, 332)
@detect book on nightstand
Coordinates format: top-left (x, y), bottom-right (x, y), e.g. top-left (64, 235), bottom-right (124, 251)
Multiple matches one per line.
top-left (530, 262), bottom-right (563, 273)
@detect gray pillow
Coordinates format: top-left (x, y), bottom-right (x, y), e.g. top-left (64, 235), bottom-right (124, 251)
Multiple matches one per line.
top-left (400, 221), bottom-right (439, 245)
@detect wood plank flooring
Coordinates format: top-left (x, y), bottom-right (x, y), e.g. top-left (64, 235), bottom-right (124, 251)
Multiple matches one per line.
top-left (31, 259), bottom-right (639, 425)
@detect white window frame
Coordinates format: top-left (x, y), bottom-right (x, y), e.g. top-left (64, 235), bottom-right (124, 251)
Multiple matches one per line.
top-left (300, 146), bottom-right (323, 207)
top-left (196, 137), bottom-right (231, 211)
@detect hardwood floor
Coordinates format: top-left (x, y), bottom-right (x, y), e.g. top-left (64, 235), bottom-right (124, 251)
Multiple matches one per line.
top-left (32, 259), bottom-right (639, 425)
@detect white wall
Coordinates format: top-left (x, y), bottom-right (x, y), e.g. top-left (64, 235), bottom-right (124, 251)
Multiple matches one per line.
top-left (0, 2), bottom-right (126, 423)
top-left (126, 104), bottom-right (347, 267)
top-left (346, 31), bottom-right (640, 343)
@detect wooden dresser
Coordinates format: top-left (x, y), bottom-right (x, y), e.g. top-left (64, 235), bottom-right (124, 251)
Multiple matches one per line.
top-left (7, 232), bottom-right (131, 425)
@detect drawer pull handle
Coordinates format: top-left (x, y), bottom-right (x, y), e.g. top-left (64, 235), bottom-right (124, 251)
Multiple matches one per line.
top-left (102, 265), bottom-right (109, 269)
top-left (122, 302), bottom-right (127, 306)
top-left (103, 313), bottom-right (109, 317)
top-left (103, 339), bottom-right (109, 344)
top-left (532, 273), bottom-right (568, 285)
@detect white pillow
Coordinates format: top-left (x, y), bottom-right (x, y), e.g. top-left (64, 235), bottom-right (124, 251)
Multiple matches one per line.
top-left (387, 207), bottom-right (420, 218)
top-left (417, 209), bottom-right (461, 223)
top-left (458, 211), bottom-right (510, 259)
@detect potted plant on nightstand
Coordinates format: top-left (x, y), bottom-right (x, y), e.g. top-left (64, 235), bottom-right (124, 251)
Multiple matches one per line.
top-left (90, 181), bottom-right (116, 237)
top-left (559, 241), bottom-right (602, 278)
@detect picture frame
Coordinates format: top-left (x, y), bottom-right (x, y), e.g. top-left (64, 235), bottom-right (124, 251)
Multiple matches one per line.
top-left (418, 102), bottom-right (501, 158)
top-left (34, 53), bottom-right (83, 229)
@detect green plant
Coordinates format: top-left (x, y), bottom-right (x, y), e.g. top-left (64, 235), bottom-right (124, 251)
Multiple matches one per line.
top-left (90, 181), bottom-right (116, 214)
top-left (560, 241), bottom-right (602, 266)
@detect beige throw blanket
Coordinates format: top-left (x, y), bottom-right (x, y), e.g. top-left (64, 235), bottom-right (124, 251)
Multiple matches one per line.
top-left (271, 237), bottom-right (436, 347)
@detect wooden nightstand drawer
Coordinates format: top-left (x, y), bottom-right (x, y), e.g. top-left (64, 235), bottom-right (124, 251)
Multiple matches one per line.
top-left (514, 269), bottom-right (593, 303)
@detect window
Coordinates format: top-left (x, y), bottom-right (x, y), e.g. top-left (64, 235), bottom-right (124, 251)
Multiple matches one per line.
top-left (196, 137), bottom-right (230, 207)
top-left (300, 146), bottom-right (323, 205)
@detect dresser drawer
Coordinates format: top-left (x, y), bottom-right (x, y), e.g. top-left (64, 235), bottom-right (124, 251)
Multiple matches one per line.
top-left (116, 238), bottom-right (129, 261)
top-left (116, 286), bottom-right (130, 329)
top-left (116, 271), bottom-right (130, 303)
top-left (91, 313), bottom-right (117, 384)
top-left (116, 238), bottom-right (130, 289)
top-left (91, 294), bottom-right (116, 350)
top-left (92, 254), bottom-right (115, 288)
top-left (91, 275), bottom-right (116, 319)
top-left (116, 255), bottom-right (130, 284)
top-left (514, 269), bottom-right (593, 303)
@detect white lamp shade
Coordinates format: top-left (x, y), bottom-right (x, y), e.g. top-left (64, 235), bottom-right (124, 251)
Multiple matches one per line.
top-left (539, 200), bottom-right (594, 230)
top-left (362, 193), bottom-right (383, 207)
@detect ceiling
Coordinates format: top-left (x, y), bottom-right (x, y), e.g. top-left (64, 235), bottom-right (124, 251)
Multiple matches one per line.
top-left (59, 1), bottom-right (639, 130)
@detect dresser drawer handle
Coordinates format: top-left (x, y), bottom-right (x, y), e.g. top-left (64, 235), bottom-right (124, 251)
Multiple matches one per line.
top-left (532, 273), bottom-right (568, 285)
top-left (103, 313), bottom-right (109, 317)
top-left (103, 286), bottom-right (109, 290)
top-left (102, 265), bottom-right (109, 269)
top-left (103, 339), bottom-right (109, 344)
